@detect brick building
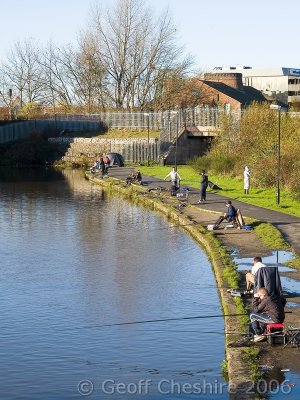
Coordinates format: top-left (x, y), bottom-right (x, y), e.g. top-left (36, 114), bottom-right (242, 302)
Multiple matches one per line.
top-left (196, 73), bottom-right (266, 111)
top-left (210, 66), bottom-right (300, 108)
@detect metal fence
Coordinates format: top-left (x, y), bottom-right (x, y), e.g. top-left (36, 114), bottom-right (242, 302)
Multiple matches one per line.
top-left (0, 108), bottom-right (270, 147)
top-left (47, 108), bottom-right (243, 131)
top-left (0, 120), bottom-right (101, 143)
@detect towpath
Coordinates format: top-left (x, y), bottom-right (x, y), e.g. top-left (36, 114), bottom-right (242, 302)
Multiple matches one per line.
top-left (108, 167), bottom-right (300, 255)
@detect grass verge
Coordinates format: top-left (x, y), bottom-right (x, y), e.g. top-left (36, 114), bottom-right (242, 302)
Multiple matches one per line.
top-left (138, 165), bottom-right (300, 217)
top-left (242, 347), bottom-right (261, 382)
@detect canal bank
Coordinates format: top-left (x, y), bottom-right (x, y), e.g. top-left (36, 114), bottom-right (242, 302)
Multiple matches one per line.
top-left (0, 167), bottom-right (230, 400)
top-left (85, 169), bottom-right (268, 399)
top-left (84, 169), bottom-right (300, 399)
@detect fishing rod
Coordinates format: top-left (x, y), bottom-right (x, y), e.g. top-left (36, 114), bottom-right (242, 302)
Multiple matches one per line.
top-left (92, 311), bottom-right (292, 329)
top-left (94, 313), bottom-right (254, 329)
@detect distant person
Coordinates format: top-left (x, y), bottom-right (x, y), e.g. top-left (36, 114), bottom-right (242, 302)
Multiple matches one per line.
top-left (90, 160), bottom-right (100, 173)
top-left (198, 170), bottom-right (208, 203)
top-left (136, 170), bottom-right (142, 184)
top-left (126, 172), bottom-right (135, 185)
top-left (250, 287), bottom-right (286, 342)
top-left (213, 200), bottom-right (236, 229)
top-left (245, 257), bottom-right (267, 293)
top-left (244, 166), bottom-right (251, 194)
top-left (104, 155), bottom-right (111, 175)
top-left (99, 157), bottom-right (105, 177)
top-left (126, 170), bottom-right (142, 185)
top-left (164, 167), bottom-right (181, 187)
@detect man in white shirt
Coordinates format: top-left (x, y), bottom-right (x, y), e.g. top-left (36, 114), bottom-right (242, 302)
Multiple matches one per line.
top-left (245, 256), bottom-right (266, 292)
top-left (164, 167), bottom-right (181, 187)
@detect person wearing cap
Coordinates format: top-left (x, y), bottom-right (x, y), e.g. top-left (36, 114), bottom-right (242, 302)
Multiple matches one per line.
top-left (213, 200), bottom-right (236, 229)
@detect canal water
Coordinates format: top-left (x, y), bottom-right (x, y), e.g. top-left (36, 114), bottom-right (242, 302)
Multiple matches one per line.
top-left (0, 168), bottom-right (228, 399)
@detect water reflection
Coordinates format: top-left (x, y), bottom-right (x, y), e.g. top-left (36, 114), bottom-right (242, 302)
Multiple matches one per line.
top-left (235, 250), bottom-right (295, 273)
top-left (0, 168), bottom-right (227, 399)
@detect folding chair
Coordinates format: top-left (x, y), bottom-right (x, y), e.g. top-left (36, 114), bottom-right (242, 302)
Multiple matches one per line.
top-left (235, 209), bottom-right (245, 229)
top-left (284, 326), bottom-right (300, 348)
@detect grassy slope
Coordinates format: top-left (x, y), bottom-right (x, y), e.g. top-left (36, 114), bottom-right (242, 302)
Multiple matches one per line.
top-left (137, 165), bottom-right (300, 218)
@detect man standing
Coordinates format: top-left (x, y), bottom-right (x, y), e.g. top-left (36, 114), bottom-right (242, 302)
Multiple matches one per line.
top-left (198, 170), bottom-right (208, 203)
top-left (245, 256), bottom-right (266, 292)
top-left (250, 287), bottom-right (286, 342)
top-left (244, 166), bottom-right (251, 194)
top-left (164, 167), bottom-right (181, 187)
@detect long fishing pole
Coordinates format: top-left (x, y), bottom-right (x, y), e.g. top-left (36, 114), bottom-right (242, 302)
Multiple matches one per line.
top-left (93, 311), bottom-right (292, 329)
top-left (95, 313), bottom-right (252, 328)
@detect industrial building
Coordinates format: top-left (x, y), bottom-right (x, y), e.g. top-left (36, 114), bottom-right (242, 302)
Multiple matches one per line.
top-left (211, 66), bottom-right (300, 108)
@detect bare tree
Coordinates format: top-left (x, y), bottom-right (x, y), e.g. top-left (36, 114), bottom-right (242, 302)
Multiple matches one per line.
top-left (1, 39), bottom-right (45, 108)
top-left (0, 0), bottom-right (194, 113)
top-left (72, 33), bottom-right (108, 111)
top-left (39, 42), bottom-right (71, 112)
top-left (87, 0), bottom-right (193, 110)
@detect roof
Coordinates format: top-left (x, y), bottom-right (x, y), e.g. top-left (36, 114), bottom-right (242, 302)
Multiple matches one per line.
top-left (212, 66), bottom-right (300, 77)
top-left (200, 80), bottom-right (267, 105)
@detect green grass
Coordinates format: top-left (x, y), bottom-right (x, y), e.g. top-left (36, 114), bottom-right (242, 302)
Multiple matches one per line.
top-left (254, 222), bottom-right (289, 250)
top-left (242, 347), bottom-right (261, 382)
top-left (138, 165), bottom-right (300, 217)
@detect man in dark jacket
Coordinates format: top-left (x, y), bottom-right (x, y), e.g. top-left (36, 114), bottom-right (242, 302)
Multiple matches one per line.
top-left (250, 287), bottom-right (286, 342)
top-left (213, 200), bottom-right (236, 228)
top-left (198, 170), bottom-right (209, 203)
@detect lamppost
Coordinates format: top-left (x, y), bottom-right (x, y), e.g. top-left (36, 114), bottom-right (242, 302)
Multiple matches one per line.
top-left (270, 104), bottom-right (281, 205)
top-left (170, 111), bottom-right (179, 169)
top-left (8, 89), bottom-right (12, 120)
top-left (144, 113), bottom-right (150, 166)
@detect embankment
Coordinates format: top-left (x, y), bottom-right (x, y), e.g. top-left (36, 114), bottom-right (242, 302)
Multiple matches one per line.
top-left (85, 172), bottom-right (256, 399)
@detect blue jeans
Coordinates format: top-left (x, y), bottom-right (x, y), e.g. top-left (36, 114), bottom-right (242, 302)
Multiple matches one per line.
top-left (250, 312), bottom-right (274, 334)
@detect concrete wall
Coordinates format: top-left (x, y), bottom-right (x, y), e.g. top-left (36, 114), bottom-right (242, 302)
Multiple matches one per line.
top-left (0, 119), bottom-right (212, 165)
top-left (49, 137), bottom-right (159, 164)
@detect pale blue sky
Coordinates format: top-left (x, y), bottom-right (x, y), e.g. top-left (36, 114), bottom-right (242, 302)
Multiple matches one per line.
top-left (1, 0), bottom-right (298, 70)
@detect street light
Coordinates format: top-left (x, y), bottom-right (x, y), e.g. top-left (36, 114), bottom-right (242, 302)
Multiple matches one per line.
top-left (270, 104), bottom-right (281, 205)
top-left (8, 89), bottom-right (12, 120)
top-left (144, 113), bottom-right (150, 166)
top-left (170, 111), bottom-right (179, 170)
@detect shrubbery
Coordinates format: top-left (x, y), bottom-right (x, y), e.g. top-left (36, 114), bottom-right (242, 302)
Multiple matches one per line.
top-left (190, 103), bottom-right (300, 197)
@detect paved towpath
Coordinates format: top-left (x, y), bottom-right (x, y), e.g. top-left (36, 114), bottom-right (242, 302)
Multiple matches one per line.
top-left (108, 167), bottom-right (300, 254)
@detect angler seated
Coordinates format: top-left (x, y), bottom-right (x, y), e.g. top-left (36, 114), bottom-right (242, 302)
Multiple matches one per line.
top-left (250, 287), bottom-right (286, 343)
top-left (90, 160), bottom-right (100, 173)
top-left (126, 170), bottom-right (142, 185)
top-left (213, 200), bottom-right (237, 229)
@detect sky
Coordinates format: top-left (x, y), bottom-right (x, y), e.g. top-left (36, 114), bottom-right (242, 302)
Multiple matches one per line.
top-left (0, 0), bottom-right (299, 71)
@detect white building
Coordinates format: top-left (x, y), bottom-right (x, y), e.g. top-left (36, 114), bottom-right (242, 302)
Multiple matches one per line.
top-left (211, 66), bottom-right (300, 107)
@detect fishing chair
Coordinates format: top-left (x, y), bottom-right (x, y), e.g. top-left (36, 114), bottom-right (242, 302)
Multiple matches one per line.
top-left (284, 326), bottom-right (300, 348)
top-left (265, 323), bottom-right (285, 345)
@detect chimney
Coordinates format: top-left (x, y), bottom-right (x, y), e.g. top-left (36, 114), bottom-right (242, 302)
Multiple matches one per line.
top-left (204, 73), bottom-right (244, 91)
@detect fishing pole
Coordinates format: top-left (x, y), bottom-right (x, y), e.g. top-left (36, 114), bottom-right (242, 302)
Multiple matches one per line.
top-left (94, 313), bottom-right (253, 329)
top-left (92, 311), bottom-right (292, 329)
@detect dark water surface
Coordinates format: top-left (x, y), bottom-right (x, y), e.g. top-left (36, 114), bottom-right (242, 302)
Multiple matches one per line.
top-left (0, 168), bottom-right (228, 399)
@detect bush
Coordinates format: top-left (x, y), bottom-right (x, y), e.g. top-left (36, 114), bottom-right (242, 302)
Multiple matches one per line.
top-left (189, 103), bottom-right (300, 197)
